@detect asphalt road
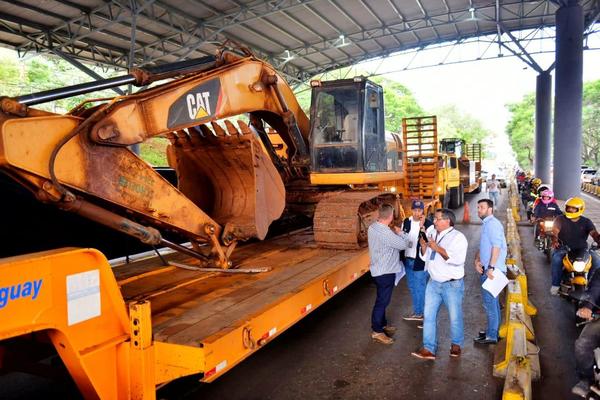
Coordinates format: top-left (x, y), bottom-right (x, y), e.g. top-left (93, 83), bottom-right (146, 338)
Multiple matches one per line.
top-left (158, 190), bottom-right (505, 400)
top-left (2, 188), bottom-right (586, 399)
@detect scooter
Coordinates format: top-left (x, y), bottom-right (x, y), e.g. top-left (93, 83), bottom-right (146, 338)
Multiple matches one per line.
top-left (559, 245), bottom-right (597, 302)
top-left (535, 217), bottom-right (555, 262)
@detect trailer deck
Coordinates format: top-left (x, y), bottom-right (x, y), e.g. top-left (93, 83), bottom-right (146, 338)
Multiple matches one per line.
top-left (113, 228), bottom-right (370, 381)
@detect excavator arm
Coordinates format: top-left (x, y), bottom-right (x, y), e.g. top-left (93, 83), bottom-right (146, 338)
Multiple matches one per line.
top-left (0, 49), bottom-right (310, 268)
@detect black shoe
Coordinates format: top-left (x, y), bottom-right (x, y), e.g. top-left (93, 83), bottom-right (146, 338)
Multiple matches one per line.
top-left (475, 330), bottom-right (486, 340)
top-left (474, 337), bottom-right (498, 345)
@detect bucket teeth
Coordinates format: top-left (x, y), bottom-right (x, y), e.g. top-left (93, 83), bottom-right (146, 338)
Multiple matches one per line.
top-left (237, 120), bottom-right (252, 135)
top-left (175, 130), bottom-right (192, 149)
top-left (224, 120), bottom-right (240, 136)
top-left (198, 124), bottom-right (215, 138)
top-left (211, 121), bottom-right (227, 137)
top-left (188, 127), bottom-right (203, 146)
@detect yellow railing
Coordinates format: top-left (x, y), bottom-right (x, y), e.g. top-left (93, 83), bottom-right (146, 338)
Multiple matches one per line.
top-left (582, 182), bottom-right (600, 197)
top-left (495, 179), bottom-right (540, 400)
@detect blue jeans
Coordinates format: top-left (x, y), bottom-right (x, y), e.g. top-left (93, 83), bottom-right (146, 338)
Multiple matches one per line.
top-left (489, 191), bottom-right (499, 207)
top-left (371, 273), bottom-right (396, 333)
top-left (481, 274), bottom-right (501, 340)
top-left (551, 247), bottom-right (600, 286)
top-left (423, 278), bottom-right (465, 354)
top-left (405, 258), bottom-right (429, 316)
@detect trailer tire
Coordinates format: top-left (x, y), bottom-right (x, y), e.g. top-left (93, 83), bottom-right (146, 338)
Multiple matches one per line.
top-left (448, 187), bottom-right (460, 209)
top-left (440, 190), bottom-right (450, 209)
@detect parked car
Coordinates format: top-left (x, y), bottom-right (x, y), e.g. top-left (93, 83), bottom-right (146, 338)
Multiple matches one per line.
top-left (581, 168), bottom-right (598, 183)
top-left (591, 171), bottom-right (600, 185)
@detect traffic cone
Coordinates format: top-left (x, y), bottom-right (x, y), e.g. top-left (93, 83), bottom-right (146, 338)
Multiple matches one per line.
top-left (463, 201), bottom-right (471, 224)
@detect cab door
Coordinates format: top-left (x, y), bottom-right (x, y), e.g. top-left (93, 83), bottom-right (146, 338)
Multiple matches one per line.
top-left (362, 84), bottom-right (386, 172)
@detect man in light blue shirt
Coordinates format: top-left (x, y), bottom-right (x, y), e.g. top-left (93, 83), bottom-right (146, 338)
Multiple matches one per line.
top-left (367, 204), bottom-right (410, 344)
top-left (474, 198), bottom-right (508, 344)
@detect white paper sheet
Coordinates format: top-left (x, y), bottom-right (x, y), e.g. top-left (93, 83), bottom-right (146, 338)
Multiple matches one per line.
top-left (481, 269), bottom-right (509, 298)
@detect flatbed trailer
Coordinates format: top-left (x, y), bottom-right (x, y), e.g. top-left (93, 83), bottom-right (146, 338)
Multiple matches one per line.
top-left (0, 228), bottom-right (370, 399)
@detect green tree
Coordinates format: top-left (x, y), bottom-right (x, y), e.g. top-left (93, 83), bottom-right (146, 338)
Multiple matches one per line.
top-left (505, 94), bottom-right (535, 169)
top-left (434, 104), bottom-right (494, 144)
top-left (582, 80), bottom-right (600, 167)
top-left (505, 79), bottom-right (600, 169)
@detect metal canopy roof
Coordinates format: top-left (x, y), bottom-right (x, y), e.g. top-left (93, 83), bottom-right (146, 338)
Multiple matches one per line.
top-left (1, 0), bottom-right (599, 84)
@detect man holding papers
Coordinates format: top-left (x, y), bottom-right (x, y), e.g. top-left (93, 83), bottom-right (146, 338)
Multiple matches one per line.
top-left (474, 199), bottom-right (508, 345)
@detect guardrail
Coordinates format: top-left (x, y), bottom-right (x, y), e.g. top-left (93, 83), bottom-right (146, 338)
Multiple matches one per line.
top-left (495, 179), bottom-right (540, 400)
top-left (582, 182), bottom-right (600, 197)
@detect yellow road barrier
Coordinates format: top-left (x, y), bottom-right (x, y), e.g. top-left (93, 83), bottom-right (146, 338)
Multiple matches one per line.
top-left (495, 177), bottom-right (540, 400)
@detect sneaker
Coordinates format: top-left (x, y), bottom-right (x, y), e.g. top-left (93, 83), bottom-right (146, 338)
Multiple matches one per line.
top-left (571, 380), bottom-right (590, 398)
top-left (371, 332), bottom-right (394, 345)
top-left (476, 330), bottom-right (486, 340)
top-left (403, 314), bottom-right (424, 321)
top-left (411, 347), bottom-right (436, 360)
top-left (474, 337), bottom-right (498, 345)
top-left (550, 286), bottom-right (560, 296)
top-left (383, 326), bottom-right (397, 337)
top-left (450, 344), bottom-right (462, 358)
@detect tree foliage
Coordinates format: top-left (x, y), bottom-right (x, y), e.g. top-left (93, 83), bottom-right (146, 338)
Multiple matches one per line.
top-left (505, 80), bottom-right (600, 169)
top-left (505, 93), bottom-right (535, 169)
top-left (433, 104), bottom-right (494, 145)
top-left (582, 80), bottom-right (600, 167)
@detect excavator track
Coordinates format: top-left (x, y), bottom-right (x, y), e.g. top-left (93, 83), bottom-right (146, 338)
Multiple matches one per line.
top-left (313, 191), bottom-right (397, 249)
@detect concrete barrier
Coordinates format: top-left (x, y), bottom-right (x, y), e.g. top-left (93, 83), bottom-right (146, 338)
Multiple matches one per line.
top-left (495, 179), bottom-right (540, 400)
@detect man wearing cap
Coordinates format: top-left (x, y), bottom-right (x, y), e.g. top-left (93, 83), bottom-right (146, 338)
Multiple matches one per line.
top-left (401, 200), bottom-right (433, 323)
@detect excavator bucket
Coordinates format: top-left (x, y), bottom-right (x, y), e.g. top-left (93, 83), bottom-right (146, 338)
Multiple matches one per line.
top-left (166, 120), bottom-right (285, 241)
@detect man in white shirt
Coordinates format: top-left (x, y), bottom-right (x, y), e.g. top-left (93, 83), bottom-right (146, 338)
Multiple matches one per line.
top-left (487, 174), bottom-right (501, 206)
top-left (411, 208), bottom-right (468, 360)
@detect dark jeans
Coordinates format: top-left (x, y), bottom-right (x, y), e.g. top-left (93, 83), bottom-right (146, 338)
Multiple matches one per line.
top-left (575, 319), bottom-right (600, 382)
top-left (371, 273), bottom-right (396, 333)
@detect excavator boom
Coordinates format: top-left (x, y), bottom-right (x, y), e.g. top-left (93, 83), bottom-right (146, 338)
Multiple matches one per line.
top-left (0, 50), bottom-right (310, 267)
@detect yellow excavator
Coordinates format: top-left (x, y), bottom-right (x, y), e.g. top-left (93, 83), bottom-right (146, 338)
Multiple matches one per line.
top-left (0, 45), bottom-right (427, 268)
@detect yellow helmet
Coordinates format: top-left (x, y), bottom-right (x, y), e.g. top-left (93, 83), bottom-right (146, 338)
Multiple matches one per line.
top-left (565, 197), bottom-right (585, 219)
top-left (531, 178), bottom-right (542, 187)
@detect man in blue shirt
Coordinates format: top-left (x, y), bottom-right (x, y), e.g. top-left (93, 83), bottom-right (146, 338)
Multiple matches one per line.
top-left (367, 204), bottom-right (410, 345)
top-left (474, 199), bottom-right (508, 344)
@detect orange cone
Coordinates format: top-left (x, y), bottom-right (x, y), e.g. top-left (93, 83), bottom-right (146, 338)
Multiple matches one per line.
top-left (463, 201), bottom-right (471, 224)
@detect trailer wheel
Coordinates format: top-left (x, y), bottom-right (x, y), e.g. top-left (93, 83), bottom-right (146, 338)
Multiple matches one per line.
top-left (448, 187), bottom-right (460, 209)
top-left (440, 190), bottom-right (450, 209)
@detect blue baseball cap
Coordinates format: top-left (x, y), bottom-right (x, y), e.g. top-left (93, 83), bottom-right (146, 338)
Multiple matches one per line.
top-left (411, 200), bottom-right (424, 210)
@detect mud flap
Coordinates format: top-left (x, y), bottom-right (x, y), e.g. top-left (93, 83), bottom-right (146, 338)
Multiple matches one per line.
top-left (167, 120), bottom-right (285, 241)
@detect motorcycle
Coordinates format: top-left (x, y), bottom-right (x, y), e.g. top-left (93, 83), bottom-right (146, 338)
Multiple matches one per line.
top-left (559, 245), bottom-right (597, 302)
top-left (535, 217), bottom-right (554, 262)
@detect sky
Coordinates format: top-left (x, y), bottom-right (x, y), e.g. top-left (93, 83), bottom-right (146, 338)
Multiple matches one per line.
top-left (352, 29), bottom-right (600, 170)
top-left (1, 28), bottom-right (599, 171)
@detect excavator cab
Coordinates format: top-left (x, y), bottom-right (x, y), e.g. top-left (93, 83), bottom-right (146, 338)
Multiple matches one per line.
top-left (309, 78), bottom-right (389, 175)
top-left (439, 138), bottom-right (466, 158)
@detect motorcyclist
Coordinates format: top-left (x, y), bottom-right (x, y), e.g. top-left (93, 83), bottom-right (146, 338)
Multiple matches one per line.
top-left (573, 271), bottom-right (600, 397)
top-left (532, 189), bottom-right (562, 246)
top-left (550, 197), bottom-right (600, 295)
top-left (523, 178), bottom-right (541, 220)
